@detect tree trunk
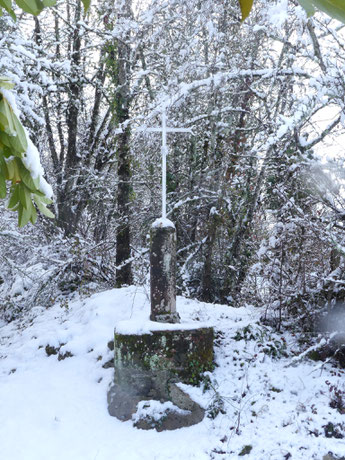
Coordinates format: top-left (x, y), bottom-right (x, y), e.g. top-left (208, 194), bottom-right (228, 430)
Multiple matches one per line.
top-left (57, 3), bottom-right (82, 235)
top-left (113, 0), bottom-right (133, 286)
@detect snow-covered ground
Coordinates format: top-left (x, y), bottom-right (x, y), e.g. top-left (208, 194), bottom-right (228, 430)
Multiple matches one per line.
top-left (0, 286), bottom-right (344, 460)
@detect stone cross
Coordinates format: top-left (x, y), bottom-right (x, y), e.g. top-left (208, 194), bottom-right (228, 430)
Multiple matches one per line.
top-left (141, 108), bottom-right (192, 323)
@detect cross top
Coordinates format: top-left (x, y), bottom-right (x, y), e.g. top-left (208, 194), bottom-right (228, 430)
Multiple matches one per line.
top-left (144, 108), bottom-right (192, 219)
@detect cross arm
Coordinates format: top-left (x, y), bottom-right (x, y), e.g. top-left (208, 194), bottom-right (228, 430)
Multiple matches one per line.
top-left (137, 127), bottom-right (193, 134)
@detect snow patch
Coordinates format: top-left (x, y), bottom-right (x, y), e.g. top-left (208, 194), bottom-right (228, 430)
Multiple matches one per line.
top-left (132, 400), bottom-right (190, 424)
top-left (151, 217), bottom-right (175, 229)
top-left (115, 318), bottom-right (212, 335)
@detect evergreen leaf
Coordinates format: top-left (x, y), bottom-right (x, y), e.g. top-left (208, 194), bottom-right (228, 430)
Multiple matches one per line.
top-left (18, 183), bottom-right (32, 209)
top-left (0, 173), bottom-right (6, 199)
top-left (33, 195), bottom-right (55, 218)
top-left (7, 185), bottom-right (20, 209)
top-left (239, 0), bottom-right (253, 22)
top-left (14, 0), bottom-right (44, 15)
top-left (18, 202), bottom-right (32, 227)
top-left (298, 0), bottom-right (345, 23)
top-left (81, 0), bottom-right (90, 12)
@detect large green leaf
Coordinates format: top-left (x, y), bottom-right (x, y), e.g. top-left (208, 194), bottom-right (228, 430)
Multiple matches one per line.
top-left (236, 0), bottom-right (345, 24)
top-left (17, 160), bottom-right (40, 192)
top-left (29, 204), bottom-right (37, 224)
top-left (0, 0), bottom-right (16, 20)
top-left (18, 183), bottom-right (32, 209)
top-left (0, 157), bottom-right (9, 181)
top-left (0, 173), bottom-right (6, 199)
top-left (1, 0), bottom-right (57, 18)
top-left (0, 97), bottom-right (16, 135)
top-left (14, 0), bottom-right (44, 15)
top-left (0, 77), bottom-right (14, 90)
top-left (0, 97), bottom-right (28, 153)
top-left (298, 0), bottom-right (316, 15)
top-left (0, 106), bottom-right (8, 132)
top-left (239, 0), bottom-right (253, 21)
top-left (8, 185), bottom-right (20, 209)
top-left (0, 80), bottom-right (54, 226)
top-left (0, 0), bottom-right (12, 10)
top-left (18, 202), bottom-right (33, 227)
top-left (0, 131), bottom-right (12, 149)
top-left (36, 193), bottom-right (52, 204)
top-left (304, 0), bottom-right (345, 23)
top-left (33, 195), bottom-right (55, 218)
top-left (10, 111), bottom-right (28, 153)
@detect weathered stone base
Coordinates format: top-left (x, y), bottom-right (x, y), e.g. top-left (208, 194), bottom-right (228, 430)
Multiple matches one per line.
top-left (108, 382), bottom-right (205, 430)
top-left (108, 326), bottom-right (214, 430)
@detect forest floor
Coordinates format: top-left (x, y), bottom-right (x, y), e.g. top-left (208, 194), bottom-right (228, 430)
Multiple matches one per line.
top-left (0, 286), bottom-right (344, 460)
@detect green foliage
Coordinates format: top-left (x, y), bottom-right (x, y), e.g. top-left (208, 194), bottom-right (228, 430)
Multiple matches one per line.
top-left (232, 324), bottom-right (288, 359)
top-left (80, 0), bottom-right (90, 12)
top-left (206, 392), bottom-right (226, 419)
top-left (239, 0), bottom-right (345, 24)
top-left (299, 0), bottom-right (345, 23)
top-left (186, 358), bottom-right (215, 386)
top-left (239, 445), bottom-right (253, 456)
top-left (0, 79), bottom-right (54, 226)
top-left (239, 0), bottom-right (253, 21)
top-left (0, 0), bottom-right (90, 19)
top-left (0, 0), bottom-right (56, 19)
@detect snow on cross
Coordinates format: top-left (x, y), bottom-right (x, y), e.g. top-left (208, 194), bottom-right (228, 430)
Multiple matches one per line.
top-left (139, 108), bottom-right (192, 219)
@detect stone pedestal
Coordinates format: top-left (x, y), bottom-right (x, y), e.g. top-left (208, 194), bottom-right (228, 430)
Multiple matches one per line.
top-left (108, 325), bottom-right (214, 428)
top-left (108, 217), bottom-right (215, 430)
top-left (150, 219), bottom-right (180, 323)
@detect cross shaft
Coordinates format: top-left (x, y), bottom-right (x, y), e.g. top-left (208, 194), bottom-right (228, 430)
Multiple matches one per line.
top-left (144, 108), bottom-right (192, 219)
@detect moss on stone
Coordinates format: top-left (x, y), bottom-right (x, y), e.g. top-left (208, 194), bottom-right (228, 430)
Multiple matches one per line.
top-left (114, 327), bottom-right (214, 386)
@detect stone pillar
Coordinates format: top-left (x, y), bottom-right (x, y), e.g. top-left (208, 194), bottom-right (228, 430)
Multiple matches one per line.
top-left (150, 218), bottom-right (180, 323)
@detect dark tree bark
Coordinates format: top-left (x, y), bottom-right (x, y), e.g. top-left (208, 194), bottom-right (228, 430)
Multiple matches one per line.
top-left (56, 2), bottom-right (82, 235)
top-left (112, 0), bottom-right (133, 286)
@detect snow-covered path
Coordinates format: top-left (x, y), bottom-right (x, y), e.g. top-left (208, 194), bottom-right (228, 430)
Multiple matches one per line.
top-left (0, 287), bottom-right (344, 460)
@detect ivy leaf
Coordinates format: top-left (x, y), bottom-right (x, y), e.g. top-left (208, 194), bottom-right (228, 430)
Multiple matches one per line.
top-left (239, 0), bottom-right (253, 22)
